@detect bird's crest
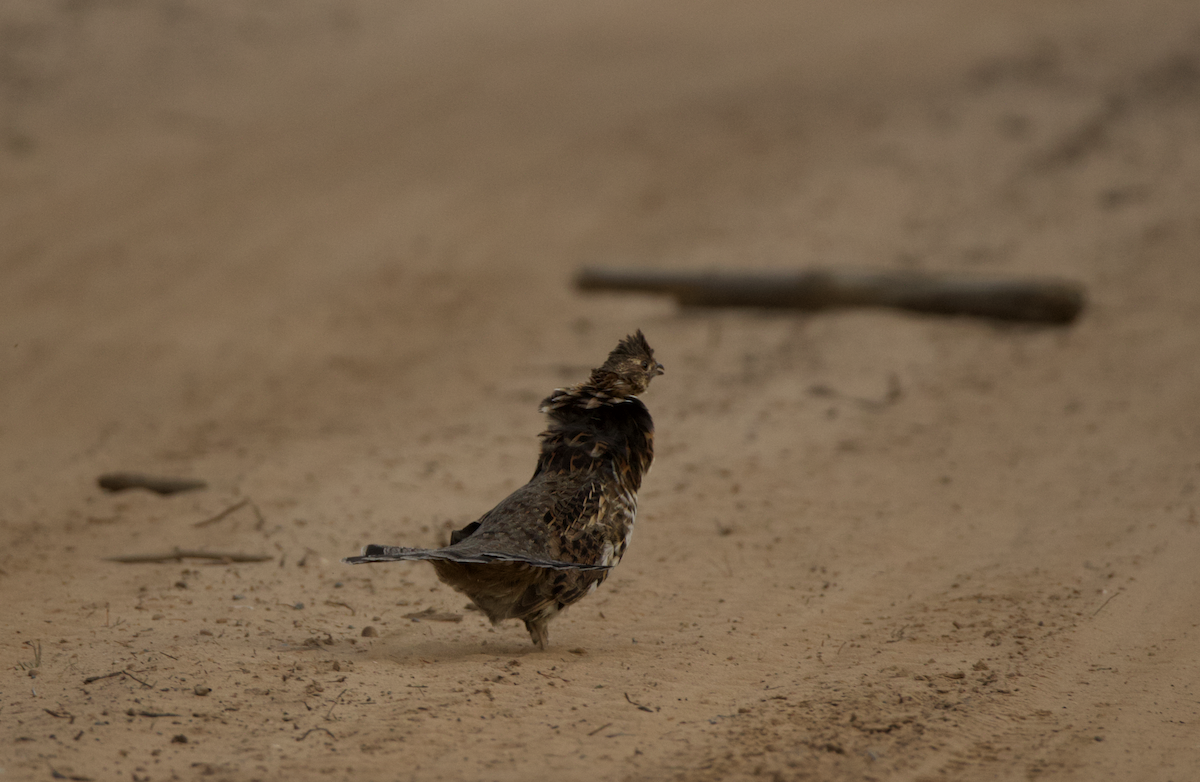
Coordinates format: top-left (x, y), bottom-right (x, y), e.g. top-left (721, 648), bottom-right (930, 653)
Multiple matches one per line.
top-left (598, 330), bottom-right (655, 372)
top-left (586, 330), bottom-right (664, 398)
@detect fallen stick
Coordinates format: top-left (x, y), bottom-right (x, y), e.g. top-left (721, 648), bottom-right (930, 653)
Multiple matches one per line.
top-left (97, 473), bottom-right (207, 495)
top-left (126, 708), bottom-right (180, 718)
top-left (106, 549), bottom-right (273, 564)
top-left (576, 267), bottom-right (1085, 324)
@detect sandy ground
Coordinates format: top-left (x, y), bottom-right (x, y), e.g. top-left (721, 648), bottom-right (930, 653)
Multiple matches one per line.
top-left (3, 1), bottom-right (1200, 780)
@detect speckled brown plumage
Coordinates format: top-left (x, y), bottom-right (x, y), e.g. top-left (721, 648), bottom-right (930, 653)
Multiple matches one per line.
top-left (344, 331), bottom-right (663, 648)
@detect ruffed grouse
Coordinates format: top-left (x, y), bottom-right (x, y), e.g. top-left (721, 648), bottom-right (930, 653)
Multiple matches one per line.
top-left (345, 331), bottom-right (663, 648)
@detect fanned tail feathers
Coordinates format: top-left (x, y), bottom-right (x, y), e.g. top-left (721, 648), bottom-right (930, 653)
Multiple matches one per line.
top-left (343, 544), bottom-right (610, 571)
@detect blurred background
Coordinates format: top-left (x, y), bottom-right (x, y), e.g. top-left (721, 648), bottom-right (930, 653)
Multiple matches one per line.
top-left (3, 2), bottom-right (1200, 779)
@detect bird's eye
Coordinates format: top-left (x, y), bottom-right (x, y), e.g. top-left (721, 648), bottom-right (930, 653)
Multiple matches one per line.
top-left (641, 360), bottom-right (649, 369)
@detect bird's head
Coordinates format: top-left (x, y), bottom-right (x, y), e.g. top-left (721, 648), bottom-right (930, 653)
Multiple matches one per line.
top-left (589, 330), bottom-right (664, 398)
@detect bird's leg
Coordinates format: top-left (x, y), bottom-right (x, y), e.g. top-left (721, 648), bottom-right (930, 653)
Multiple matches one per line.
top-left (525, 618), bottom-right (549, 649)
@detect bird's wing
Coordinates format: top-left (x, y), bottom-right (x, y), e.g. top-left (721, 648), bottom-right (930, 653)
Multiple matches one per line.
top-left (345, 468), bottom-right (617, 570)
top-left (545, 474), bottom-right (608, 536)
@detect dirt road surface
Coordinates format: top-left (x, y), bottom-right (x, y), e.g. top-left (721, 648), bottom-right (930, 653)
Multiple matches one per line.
top-left (3, 2), bottom-right (1199, 780)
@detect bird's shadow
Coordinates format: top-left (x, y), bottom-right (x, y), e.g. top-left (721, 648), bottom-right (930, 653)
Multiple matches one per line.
top-left (273, 618), bottom-right (543, 661)
top-left (356, 620), bottom-right (561, 662)
top-left (367, 636), bottom-right (545, 663)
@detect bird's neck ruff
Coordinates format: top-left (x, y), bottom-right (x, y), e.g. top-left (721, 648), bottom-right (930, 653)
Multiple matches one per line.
top-left (536, 379), bottom-right (655, 489)
top-left (539, 380), bottom-right (638, 413)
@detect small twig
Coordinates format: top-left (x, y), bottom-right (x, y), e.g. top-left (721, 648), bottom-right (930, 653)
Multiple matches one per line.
top-left (251, 502), bottom-right (266, 531)
top-left (48, 766), bottom-right (92, 781)
top-left (624, 692), bottom-right (654, 713)
top-left (83, 671), bottom-right (124, 684)
top-left (126, 708), bottom-right (180, 718)
top-left (297, 727), bottom-right (336, 742)
top-left (106, 549), bottom-right (273, 564)
top-left (97, 473), bottom-right (207, 495)
top-left (193, 498), bottom-right (251, 528)
top-left (83, 669), bottom-right (153, 688)
top-left (401, 606), bottom-right (461, 623)
top-left (1093, 592), bottom-right (1122, 617)
top-left (18, 639), bottom-right (41, 670)
top-left (44, 709), bottom-right (75, 723)
top-left (587, 722), bottom-right (614, 736)
top-left (324, 600), bottom-right (357, 616)
top-left (325, 689), bottom-right (348, 721)
top-left (121, 670), bottom-right (154, 688)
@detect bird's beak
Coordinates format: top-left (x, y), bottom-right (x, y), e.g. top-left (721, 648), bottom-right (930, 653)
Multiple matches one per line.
top-left (653, 361), bottom-right (665, 377)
